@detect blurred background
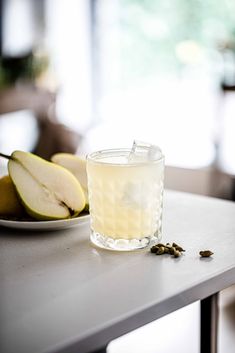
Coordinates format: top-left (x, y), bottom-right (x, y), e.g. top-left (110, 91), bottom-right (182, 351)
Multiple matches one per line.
top-left (1, 0), bottom-right (235, 199)
top-left (1, 1), bottom-right (235, 352)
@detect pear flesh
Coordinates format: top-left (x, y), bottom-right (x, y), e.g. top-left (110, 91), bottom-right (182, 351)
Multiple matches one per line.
top-left (51, 153), bottom-right (89, 210)
top-left (7, 151), bottom-right (85, 220)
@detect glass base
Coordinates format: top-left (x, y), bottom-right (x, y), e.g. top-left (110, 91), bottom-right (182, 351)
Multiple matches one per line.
top-left (90, 230), bottom-right (161, 251)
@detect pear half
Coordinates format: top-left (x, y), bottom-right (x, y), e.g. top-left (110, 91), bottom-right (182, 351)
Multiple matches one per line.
top-left (51, 153), bottom-right (89, 211)
top-left (0, 175), bottom-right (25, 217)
top-left (1, 151), bottom-right (85, 220)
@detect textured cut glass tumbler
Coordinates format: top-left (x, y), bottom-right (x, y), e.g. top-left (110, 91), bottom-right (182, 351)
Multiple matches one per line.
top-left (87, 148), bottom-right (164, 251)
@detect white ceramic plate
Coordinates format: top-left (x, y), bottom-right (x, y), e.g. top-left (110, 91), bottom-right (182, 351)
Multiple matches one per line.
top-left (0, 214), bottom-right (90, 231)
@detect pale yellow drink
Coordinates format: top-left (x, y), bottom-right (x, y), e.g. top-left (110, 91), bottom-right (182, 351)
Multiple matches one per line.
top-left (87, 148), bottom-right (164, 251)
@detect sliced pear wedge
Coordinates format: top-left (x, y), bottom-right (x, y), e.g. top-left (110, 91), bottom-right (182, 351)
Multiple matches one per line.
top-left (51, 153), bottom-right (89, 211)
top-left (0, 175), bottom-right (25, 217)
top-left (0, 151), bottom-right (85, 220)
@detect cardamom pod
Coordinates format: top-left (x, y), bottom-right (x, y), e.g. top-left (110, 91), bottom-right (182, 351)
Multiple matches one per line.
top-left (199, 250), bottom-right (214, 257)
top-left (156, 246), bottom-right (165, 255)
top-left (172, 242), bottom-right (185, 252)
top-left (173, 249), bottom-right (181, 258)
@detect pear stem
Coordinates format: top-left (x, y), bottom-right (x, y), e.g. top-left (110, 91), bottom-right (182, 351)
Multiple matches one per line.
top-left (0, 152), bottom-right (11, 160)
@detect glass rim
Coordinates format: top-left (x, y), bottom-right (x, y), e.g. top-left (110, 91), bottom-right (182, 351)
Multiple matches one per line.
top-left (86, 148), bottom-right (164, 166)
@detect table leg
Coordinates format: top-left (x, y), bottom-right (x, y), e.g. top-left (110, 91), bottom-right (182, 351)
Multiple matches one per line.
top-left (89, 294), bottom-right (219, 353)
top-left (200, 292), bottom-right (219, 353)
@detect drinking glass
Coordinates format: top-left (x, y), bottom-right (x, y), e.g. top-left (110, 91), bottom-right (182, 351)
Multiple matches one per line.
top-left (87, 148), bottom-right (164, 251)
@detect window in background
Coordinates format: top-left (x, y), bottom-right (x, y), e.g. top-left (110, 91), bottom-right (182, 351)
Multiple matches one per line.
top-left (45, 0), bottom-right (93, 134)
top-left (85, 0), bottom-right (235, 169)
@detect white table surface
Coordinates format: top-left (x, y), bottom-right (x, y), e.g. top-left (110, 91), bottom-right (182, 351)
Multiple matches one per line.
top-left (1, 191), bottom-right (235, 353)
